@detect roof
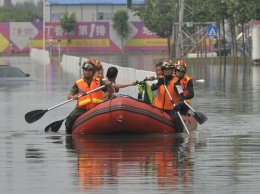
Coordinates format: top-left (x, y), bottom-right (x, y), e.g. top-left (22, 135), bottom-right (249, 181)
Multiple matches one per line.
top-left (48, 0), bottom-right (145, 5)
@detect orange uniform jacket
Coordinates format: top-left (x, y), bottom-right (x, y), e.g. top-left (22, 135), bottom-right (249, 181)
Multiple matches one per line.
top-left (153, 79), bottom-right (179, 110)
top-left (76, 78), bottom-right (104, 109)
top-left (172, 75), bottom-right (193, 104)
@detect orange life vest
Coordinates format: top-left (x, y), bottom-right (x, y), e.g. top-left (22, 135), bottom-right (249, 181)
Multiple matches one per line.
top-left (76, 78), bottom-right (104, 109)
top-left (153, 79), bottom-right (179, 110)
top-left (173, 75), bottom-right (193, 104)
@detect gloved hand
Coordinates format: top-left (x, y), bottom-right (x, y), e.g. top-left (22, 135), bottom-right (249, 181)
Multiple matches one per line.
top-left (179, 93), bottom-right (185, 101)
top-left (157, 77), bottom-right (164, 86)
top-left (173, 101), bottom-right (184, 112)
top-left (173, 104), bottom-right (181, 112)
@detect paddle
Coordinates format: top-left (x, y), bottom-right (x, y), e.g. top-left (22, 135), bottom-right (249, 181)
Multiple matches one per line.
top-left (163, 85), bottom-right (190, 134)
top-left (174, 85), bottom-right (207, 124)
top-left (183, 102), bottom-right (207, 124)
top-left (25, 85), bottom-right (105, 124)
top-left (45, 118), bottom-right (66, 132)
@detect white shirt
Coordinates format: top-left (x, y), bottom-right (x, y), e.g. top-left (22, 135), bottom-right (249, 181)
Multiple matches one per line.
top-left (102, 77), bottom-right (116, 100)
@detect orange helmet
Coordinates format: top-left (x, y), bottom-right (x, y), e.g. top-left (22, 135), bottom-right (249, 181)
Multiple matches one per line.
top-left (177, 60), bottom-right (187, 67)
top-left (175, 60), bottom-right (187, 72)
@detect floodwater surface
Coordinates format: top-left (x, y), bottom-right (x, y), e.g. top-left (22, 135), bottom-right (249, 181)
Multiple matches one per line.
top-left (0, 55), bottom-right (260, 194)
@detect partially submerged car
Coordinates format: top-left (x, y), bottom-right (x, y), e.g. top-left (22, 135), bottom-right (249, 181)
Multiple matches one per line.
top-left (0, 65), bottom-right (32, 81)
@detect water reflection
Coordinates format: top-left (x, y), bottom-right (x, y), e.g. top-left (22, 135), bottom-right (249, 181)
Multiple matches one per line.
top-left (65, 135), bottom-right (197, 192)
top-left (1, 56), bottom-right (260, 193)
top-left (25, 148), bottom-right (45, 160)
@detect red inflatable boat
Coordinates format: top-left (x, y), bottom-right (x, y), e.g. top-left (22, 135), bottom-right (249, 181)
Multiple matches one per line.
top-left (71, 95), bottom-right (198, 135)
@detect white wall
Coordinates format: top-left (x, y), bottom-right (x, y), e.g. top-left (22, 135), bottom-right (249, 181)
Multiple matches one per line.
top-left (60, 55), bottom-right (156, 98)
top-left (30, 48), bottom-right (50, 65)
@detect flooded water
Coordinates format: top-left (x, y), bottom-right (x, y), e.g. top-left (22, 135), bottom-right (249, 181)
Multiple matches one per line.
top-left (0, 55), bottom-right (260, 194)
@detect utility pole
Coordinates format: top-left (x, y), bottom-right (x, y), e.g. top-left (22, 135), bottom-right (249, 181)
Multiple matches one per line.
top-left (176, 0), bottom-right (184, 58)
top-left (170, 0), bottom-right (179, 58)
top-left (43, 0), bottom-right (46, 50)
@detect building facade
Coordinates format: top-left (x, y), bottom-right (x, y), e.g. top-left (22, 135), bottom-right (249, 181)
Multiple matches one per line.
top-left (45, 0), bottom-right (144, 22)
top-left (0, 0), bottom-right (171, 53)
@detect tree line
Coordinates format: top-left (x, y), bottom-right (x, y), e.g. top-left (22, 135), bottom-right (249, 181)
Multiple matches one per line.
top-left (0, 1), bottom-right (43, 22)
top-left (132, 0), bottom-right (260, 63)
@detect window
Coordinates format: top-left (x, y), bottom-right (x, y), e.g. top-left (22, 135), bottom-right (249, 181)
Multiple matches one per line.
top-left (103, 13), bottom-right (112, 20)
top-left (51, 13), bottom-right (63, 21)
top-left (97, 12), bottom-right (103, 20)
top-left (97, 12), bottom-right (112, 20)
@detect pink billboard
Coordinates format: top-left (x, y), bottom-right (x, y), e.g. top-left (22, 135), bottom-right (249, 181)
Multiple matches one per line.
top-left (0, 21), bottom-right (168, 53)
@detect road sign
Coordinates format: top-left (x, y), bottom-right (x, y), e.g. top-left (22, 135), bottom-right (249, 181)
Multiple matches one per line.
top-left (207, 26), bottom-right (218, 37)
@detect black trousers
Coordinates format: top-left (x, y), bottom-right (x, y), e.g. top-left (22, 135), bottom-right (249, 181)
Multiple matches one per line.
top-left (65, 108), bottom-right (87, 133)
top-left (164, 110), bottom-right (183, 133)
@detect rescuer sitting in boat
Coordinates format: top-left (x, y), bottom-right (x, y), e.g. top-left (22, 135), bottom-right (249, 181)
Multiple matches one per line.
top-left (151, 59), bottom-right (184, 132)
top-left (65, 59), bottom-right (113, 134)
top-left (173, 60), bottom-right (194, 115)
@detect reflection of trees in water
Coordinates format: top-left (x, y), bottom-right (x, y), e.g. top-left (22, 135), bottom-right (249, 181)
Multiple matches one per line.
top-left (65, 135), bottom-right (197, 192)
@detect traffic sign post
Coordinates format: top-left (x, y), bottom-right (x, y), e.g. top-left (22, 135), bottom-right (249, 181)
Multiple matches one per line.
top-left (207, 26), bottom-right (218, 65)
top-left (207, 26), bottom-right (218, 38)
top-left (58, 38), bottom-right (61, 63)
top-left (48, 45), bottom-right (53, 61)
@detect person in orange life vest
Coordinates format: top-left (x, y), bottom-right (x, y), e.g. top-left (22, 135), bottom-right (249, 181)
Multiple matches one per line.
top-left (151, 60), bottom-right (180, 112)
top-left (173, 60), bottom-right (194, 115)
top-left (151, 60), bottom-right (184, 132)
top-left (103, 67), bottom-right (137, 100)
top-left (65, 59), bottom-right (113, 134)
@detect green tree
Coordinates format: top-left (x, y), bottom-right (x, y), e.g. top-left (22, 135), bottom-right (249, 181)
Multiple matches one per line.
top-left (132, 0), bottom-right (175, 55)
top-left (192, 0), bottom-right (260, 65)
top-left (0, 0), bottom-right (42, 22)
top-left (112, 10), bottom-right (129, 53)
top-left (193, 0), bottom-right (230, 65)
top-left (60, 12), bottom-right (77, 53)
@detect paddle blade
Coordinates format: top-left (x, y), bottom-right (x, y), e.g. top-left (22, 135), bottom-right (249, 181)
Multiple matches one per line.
top-left (25, 109), bottom-right (48, 123)
top-left (193, 112), bottom-right (208, 124)
top-left (45, 119), bottom-right (65, 133)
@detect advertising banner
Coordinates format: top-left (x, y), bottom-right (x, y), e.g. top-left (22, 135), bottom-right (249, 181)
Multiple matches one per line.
top-left (0, 21), bottom-right (168, 53)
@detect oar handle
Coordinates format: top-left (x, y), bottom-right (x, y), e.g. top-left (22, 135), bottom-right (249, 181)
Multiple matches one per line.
top-left (183, 101), bottom-right (195, 112)
top-left (47, 85), bottom-right (106, 111)
top-left (164, 85), bottom-right (175, 104)
top-left (174, 85), bottom-right (196, 113)
top-left (47, 98), bottom-right (74, 111)
top-left (163, 85), bottom-right (190, 134)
